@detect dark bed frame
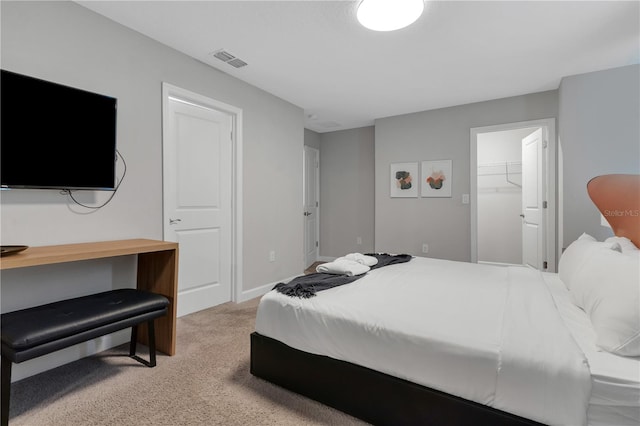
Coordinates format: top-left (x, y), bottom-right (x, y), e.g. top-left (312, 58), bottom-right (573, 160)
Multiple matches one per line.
top-left (250, 332), bottom-right (544, 426)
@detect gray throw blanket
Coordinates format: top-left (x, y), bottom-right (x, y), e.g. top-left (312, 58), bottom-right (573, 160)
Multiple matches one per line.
top-left (366, 253), bottom-right (412, 269)
top-left (274, 253), bottom-right (412, 298)
top-left (272, 273), bottom-right (362, 298)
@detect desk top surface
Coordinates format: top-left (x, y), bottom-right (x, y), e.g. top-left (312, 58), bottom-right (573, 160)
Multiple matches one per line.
top-left (0, 239), bottom-right (178, 270)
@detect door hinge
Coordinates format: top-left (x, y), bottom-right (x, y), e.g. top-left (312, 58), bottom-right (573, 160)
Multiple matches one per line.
top-left (543, 140), bottom-right (548, 148)
top-left (543, 261), bottom-right (548, 269)
top-left (543, 201), bottom-right (548, 208)
top-left (315, 241), bottom-right (318, 247)
top-left (316, 201), bottom-right (318, 207)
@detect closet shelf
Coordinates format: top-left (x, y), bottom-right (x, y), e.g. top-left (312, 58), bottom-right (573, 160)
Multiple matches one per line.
top-left (477, 161), bottom-right (522, 188)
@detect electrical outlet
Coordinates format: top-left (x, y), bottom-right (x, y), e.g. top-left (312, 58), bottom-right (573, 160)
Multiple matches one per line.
top-left (422, 244), bottom-right (429, 254)
top-left (356, 237), bottom-right (362, 245)
top-left (269, 250), bottom-right (276, 262)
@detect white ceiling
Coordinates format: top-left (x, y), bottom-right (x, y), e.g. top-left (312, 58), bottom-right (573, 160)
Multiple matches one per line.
top-left (77, 1), bottom-right (639, 133)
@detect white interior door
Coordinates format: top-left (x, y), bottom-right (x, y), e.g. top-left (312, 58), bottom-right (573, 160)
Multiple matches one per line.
top-left (164, 97), bottom-right (232, 316)
top-left (303, 146), bottom-right (319, 268)
top-left (521, 128), bottom-right (546, 269)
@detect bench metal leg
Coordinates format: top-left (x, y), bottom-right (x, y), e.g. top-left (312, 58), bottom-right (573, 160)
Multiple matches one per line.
top-left (128, 320), bottom-right (157, 368)
top-left (1, 357), bottom-right (12, 426)
top-left (148, 320), bottom-right (157, 368)
top-left (129, 325), bottom-right (138, 358)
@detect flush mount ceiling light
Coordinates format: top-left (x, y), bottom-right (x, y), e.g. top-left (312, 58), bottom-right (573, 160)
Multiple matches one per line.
top-left (357, 0), bottom-right (424, 32)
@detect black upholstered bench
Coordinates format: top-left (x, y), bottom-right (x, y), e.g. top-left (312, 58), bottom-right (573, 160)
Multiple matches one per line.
top-left (0, 289), bottom-right (169, 426)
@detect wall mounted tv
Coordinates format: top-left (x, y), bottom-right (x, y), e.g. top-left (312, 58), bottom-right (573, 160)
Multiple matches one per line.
top-left (1, 69), bottom-right (117, 190)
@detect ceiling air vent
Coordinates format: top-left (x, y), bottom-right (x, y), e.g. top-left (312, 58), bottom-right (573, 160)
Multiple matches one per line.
top-left (213, 50), bottom-right (235, 62)
top-left (211, 49), bottom-right (248, 69)
top-left (227, 58), bottom-right (247, 69)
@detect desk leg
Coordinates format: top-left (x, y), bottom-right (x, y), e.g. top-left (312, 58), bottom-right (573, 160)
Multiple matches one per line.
top-left (1, 357), bottom-right (11, 426)
top-left (136, 249), bottom-right (178, 355)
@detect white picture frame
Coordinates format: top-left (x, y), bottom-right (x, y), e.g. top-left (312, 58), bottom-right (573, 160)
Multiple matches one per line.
top-left (421, 160), bottom-right (452, 198)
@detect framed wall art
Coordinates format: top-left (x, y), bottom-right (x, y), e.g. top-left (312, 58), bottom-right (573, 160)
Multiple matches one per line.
top-left (421, 160), bottom-right (452, 198)
top-left (390, 162), bottom-right (418, 198)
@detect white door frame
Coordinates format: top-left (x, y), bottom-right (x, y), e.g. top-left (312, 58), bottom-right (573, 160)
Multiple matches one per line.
top-left (470, 118), bottom-right (557, 271)
top-left (162, 82), bottom-right (243, 302)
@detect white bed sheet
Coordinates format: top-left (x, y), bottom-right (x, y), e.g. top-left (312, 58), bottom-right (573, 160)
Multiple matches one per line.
top-left (543, 272), bottom-right (640, 426)
top-left (255, 256), bottom-right (592, 425)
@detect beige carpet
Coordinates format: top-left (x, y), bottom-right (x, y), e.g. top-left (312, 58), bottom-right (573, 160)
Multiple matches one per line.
top-left (304, 262), bottom-right (325, 275)
top-left (8, 297), bottom-right (367, 425)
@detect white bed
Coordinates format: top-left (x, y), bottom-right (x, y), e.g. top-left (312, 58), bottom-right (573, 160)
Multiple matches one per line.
top-left (253, 174), bottom-right (640, 426)
top-left (256, 256), bottom-right (639, 426)
top-left (542, 273), bottom-right (640, 426)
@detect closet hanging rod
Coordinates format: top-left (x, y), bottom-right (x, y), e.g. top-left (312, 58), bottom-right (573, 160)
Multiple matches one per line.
top-left (478, 171), bottom-right (522, 176)
top-left (477, 161), bottom-right (522, 168)
top-left (477, 161), bottom-right (522, 188)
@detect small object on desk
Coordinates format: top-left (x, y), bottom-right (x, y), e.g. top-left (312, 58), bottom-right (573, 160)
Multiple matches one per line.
top-left (0, 245), bottom-right (28, 257)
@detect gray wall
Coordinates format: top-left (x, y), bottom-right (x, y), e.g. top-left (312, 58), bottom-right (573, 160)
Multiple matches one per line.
top-left (558, 64), bottom-right (640, 247)
top-left (304, 128), bottom-right (321, 149)
top-left (375, 91), bottom-right (558, 261)
top-left (1, 1), bottom-right (303, 379)
top-left (319, 127), bottom-right (375, 257)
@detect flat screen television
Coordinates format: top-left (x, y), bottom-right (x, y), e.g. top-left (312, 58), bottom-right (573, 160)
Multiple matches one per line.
top-left (1, 69), bottom-right (117, 190)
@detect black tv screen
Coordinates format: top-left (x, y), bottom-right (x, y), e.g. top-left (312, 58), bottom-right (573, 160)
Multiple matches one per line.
top-left (1, 69), bottom-right (117, 190)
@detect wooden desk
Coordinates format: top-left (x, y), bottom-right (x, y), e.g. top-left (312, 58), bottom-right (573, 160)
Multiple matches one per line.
top-left (0, 239), bottom-right (178, 355)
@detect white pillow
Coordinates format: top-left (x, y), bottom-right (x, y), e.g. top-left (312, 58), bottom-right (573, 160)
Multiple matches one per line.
top-left (558, 233), bottom-right (620, 290)
top-left (605, 236), bottom-right (639, 253)
top-left (570, 246), bottom-right (640, 356)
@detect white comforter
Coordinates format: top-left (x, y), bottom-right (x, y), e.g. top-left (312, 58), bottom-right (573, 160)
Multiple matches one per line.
top-left (256, 256), bottom-right (592, 425)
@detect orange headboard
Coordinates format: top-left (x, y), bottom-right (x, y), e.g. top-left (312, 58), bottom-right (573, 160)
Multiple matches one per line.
top-left (587, 174), bottom-right (640, 247)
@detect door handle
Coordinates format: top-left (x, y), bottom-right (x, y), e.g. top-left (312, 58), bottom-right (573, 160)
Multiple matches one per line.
top-left (169, 218), bottom-right (182, 225)
top-left (304, 212), bottom-right (312, 216)
top-left (519, 214), bottom-right (525, 218)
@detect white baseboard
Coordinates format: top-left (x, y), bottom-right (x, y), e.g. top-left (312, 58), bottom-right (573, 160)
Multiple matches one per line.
top-left (237, 275), bottom-right (299, 303)
top-left (317, 256), bottom-right (337, 262)
top-left (478, 261), bottom-right (518, 268)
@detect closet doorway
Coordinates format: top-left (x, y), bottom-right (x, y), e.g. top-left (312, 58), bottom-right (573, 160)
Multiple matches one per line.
top-left (470, 119), bottom-right (557, 271)
top-left (303, 146), bottom-right (320, 269)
